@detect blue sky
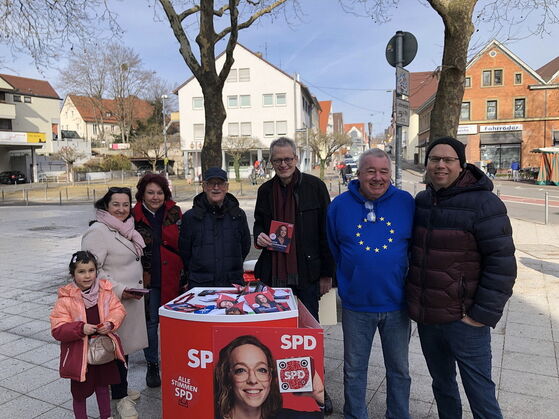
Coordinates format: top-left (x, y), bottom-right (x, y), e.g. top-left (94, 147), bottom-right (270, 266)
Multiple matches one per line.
top-left (2, 0), bottom-right (558, 135)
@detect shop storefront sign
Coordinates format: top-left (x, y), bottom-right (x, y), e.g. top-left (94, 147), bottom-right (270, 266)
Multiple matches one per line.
top-left (458, 125), bottom-right (478, 135)
top-left (480, 124), bottom-right (523, 133)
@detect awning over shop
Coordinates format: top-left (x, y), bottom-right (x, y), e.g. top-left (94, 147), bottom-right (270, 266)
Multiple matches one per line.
top-left (532, 147), bottom-right (559, 185)
top-left (480, 132), bottom-right (522, 145)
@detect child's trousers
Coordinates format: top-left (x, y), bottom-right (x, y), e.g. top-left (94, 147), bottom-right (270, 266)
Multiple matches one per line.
top-left (72, 385), bottom-right (111, 419)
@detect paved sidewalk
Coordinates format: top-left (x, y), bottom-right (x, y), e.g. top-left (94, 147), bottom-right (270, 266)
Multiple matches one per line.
top-left (0, 204), bottom-right (558, 418)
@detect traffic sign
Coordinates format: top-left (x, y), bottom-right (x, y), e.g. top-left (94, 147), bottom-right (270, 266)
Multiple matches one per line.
top-left (395, 98), bottom-right (410, 127)
top-left (385, 31), bottom-right (418, 68)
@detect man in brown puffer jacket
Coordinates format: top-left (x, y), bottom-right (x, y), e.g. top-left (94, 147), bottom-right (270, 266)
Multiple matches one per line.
top-left (406, 137), bottom-right (516, 419)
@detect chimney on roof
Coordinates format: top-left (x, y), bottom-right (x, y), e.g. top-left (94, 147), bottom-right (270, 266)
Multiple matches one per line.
top-left (255, 52), bottom-right (262, 58)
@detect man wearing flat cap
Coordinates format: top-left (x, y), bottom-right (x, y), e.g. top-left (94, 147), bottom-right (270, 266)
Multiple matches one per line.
top-left (179, 167), bottom-right (251, 288)
top-left (406, 137), bottom-right (516, 418)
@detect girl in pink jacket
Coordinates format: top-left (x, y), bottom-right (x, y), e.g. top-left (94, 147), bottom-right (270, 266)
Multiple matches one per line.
top-left (50, 251), bottom-right (126, 419)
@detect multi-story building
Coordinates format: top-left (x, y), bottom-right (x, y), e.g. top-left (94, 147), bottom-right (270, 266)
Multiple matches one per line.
top-left (409, 40), bottom-right (559, 171)
top-left (459, 40), bottom-right (559, 170)
top-left (0, 73), bottom-right (62, 180)
top-left (407, 72), bottom-right (438, 164)
top-left (60, 94), bottom-right (153, 148)
top-left (344, 123), bottom-right (367, 156)
top-left (175, 43), bottom-right (321, 177)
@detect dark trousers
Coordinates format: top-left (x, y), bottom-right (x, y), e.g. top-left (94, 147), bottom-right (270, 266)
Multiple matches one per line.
top-left (110, 355), bottom-right (128, 400)
top-left (293, 282), bottom-right (320, 321)
top-left (418, 321), bottom-right (502, 419)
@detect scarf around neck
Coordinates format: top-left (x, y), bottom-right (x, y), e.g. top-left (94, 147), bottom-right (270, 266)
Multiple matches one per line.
top-left (96, 209), bottom-right (145, 257)
top-left (271, 169), bottom-right (299, 287)
top-left (78, 278), bottom-right (100, 309)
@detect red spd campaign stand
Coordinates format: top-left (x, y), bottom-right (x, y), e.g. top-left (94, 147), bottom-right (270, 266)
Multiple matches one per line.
top-left (159, 287), bottom-right (324, 418)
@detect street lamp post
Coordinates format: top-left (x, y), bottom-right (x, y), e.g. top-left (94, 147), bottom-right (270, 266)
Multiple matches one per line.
top-left (161, 94), bottom-right (168, 177)
top-left (295, 128), bottom-right (309, 172)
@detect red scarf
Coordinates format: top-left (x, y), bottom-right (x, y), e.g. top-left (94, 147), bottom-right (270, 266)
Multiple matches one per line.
top-left (271, 170), bottom-right (299, 287)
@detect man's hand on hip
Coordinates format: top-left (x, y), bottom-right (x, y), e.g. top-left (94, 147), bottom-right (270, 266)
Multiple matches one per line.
top-left (461, 315), bottom-right (485, 327)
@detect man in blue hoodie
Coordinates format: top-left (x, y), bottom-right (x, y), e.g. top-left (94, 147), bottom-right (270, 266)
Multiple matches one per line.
top-left (327, 148), bottom-right (414, 419)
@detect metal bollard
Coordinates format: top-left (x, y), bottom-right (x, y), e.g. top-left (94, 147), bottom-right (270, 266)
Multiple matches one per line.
top-left (240, 180), bottom-right (243, 196)
top-left (93, 189), bottom-right (96, 203)
top-left (545, 191), bottom-right (549, 225)
top-left (1, 189), bottom-right (4, 201)
top-left (59, 190), bottom-right (62, 205)
top-left (25, 190), bottom-right (29, 206)
top-left (45, 184), bottom-right (48, 200)
top-left (87, 187), bottom-right (90, 201)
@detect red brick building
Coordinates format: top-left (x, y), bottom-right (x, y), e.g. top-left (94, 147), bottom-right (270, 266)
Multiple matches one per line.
top-left (459, 40), bottom-right (559, 170)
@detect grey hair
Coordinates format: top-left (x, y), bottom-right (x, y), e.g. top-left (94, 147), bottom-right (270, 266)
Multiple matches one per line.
top-left (270, 137), bottom-right (297, 156)
top-left (358, 148), bottom-right (391, 171)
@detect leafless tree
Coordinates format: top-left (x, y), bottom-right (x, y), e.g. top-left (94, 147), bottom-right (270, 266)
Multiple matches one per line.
top-left (223, 136), bottom-right (262, 182)
top-left (59, 46), bottom-right (111, 142)
top-left (0, 1), bottom-right (118, 70)
top-left (106, 44), bottom-right (155, 143)
top-left (132, 135), bottom-right (166, 172)
top-left (53, 146), bottom-right (84, 183)
top-left (157, 0), bottom-right (293, 171)
top-left (303, 130), bottom-right (352, 180)
top-left (342, 0), bottom-right (559, 140)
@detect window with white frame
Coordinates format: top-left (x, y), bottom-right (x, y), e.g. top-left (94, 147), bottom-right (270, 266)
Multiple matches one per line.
top-left (276, 120), bottom-right (287, 135)
top-left (24, 96), bottom-right (32, 103)
top-left (276, 93), bottom-right (286, 106)
top-left (514, 98), bottom-right (525, 118)
top-left (263, 94), bottom-right (274, 107)
top-left (239, 68), bottom-right (250, 82)
top-left (194, 124), bottom-right (204, 140)
top-left (240, 95), bottom-right (251, 107)
top-left (264, 121), bottom-right (274, 136)
top-left (241, 122), bottom-right (252, 137)
top-left (193, 97), bottom-right (203, 109)
top-left (226, 69), bottom-right (237, 83)
top-left (13, 95), bottom-right (21, 102)
top-left (228, 122), bottom-right (239, 137)
top-left (228, 95), bottom-right (238, 108)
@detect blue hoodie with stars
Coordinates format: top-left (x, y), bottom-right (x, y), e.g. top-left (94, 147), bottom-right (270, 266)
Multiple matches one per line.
top-left (327, 180), bottom-right (414, 312)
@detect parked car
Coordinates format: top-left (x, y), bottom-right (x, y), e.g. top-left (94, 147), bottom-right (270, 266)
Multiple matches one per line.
top-left (0, 171), bottom-right (27, 184)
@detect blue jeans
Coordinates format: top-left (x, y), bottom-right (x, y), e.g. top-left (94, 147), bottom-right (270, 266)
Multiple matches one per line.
top-left (143, 287), bottom-right (161, 364)
top-left (342, 308), bottom-right (411, 419)
top-left (418, 321), bottom-right (502, 419)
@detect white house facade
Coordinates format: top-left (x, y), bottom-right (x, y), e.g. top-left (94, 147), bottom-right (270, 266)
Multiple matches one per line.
top-left (175, 43), bottom-right (320, 177)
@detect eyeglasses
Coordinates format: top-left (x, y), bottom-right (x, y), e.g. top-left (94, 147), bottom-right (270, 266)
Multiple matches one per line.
top-left (365, 201), bottom-right (376, 222)
top-left (271, 157), bottom-right (295, 166)
top-left (427, 156), bottom-right (460, 164)
top-left (231, 365), bottom-right (271, 382)
top-left (204, 180), bottom-right (227, 188)
top-left (109, 187), bottom-right (131, 193)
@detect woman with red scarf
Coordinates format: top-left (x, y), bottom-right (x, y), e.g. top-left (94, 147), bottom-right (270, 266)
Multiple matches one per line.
top-left (132, 174), bottom-right (183, 388)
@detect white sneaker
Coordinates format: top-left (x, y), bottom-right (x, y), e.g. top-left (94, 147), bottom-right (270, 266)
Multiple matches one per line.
top-left (127, 389), bottom-right (141, 401)
top-left (117, 396), bottom-right (138, 419)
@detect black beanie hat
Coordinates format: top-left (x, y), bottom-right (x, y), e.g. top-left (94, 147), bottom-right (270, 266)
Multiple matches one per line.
top-left (425, 136), bottom-right (467, 168)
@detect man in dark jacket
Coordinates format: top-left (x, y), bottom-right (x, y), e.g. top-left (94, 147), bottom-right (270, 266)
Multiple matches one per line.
top-left (406, 137), bottom-right (516, 419)
top-left (179, 167), bottom-right (251, 288)
top-left (254, 137), bottom-right (335, 414)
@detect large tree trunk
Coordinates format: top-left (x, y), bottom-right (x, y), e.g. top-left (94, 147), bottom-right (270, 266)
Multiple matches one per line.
top-left (428, 0), bottom-right (477, 140)
top-left (201, 82), bottom-right (226, 171)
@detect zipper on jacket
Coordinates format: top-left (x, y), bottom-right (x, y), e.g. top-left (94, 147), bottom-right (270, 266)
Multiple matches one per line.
top-left (62, 347), bottom-right (70, 368)
top-left (419, 193), bottom-right (437, 323)
top-left (460, 274), bottom-right (467, 317)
